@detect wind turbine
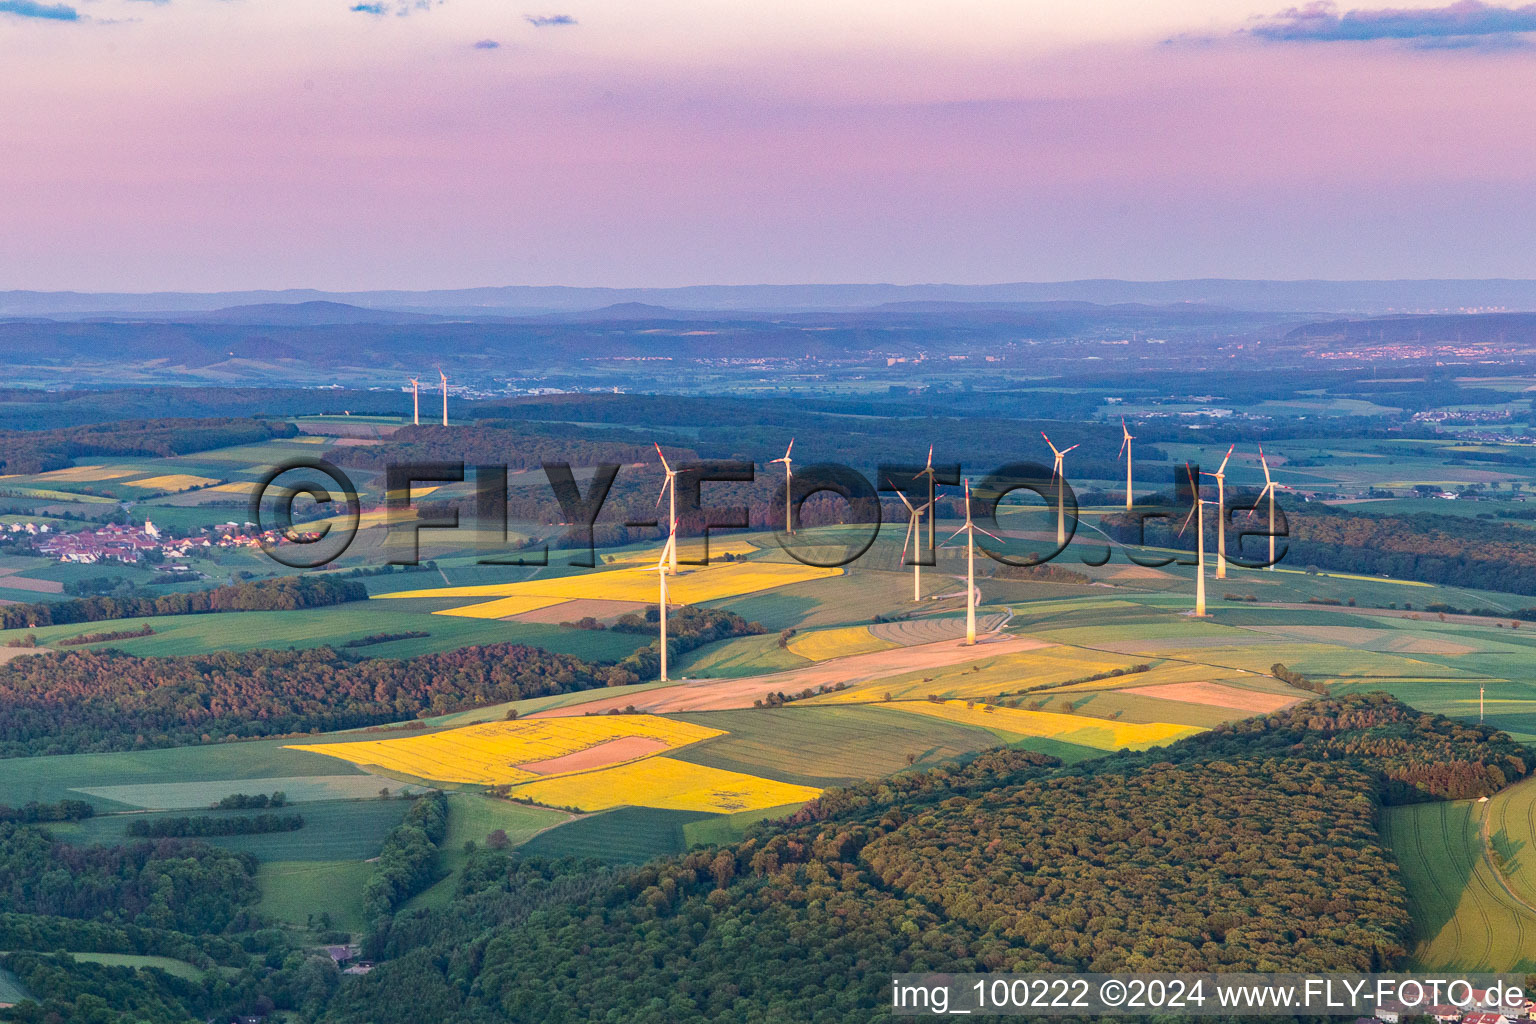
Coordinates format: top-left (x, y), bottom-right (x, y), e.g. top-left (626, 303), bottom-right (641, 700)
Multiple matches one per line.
top-left (1118, 419), bottom-right (1135, 511)
top-left (409, 378), bottom-right (420, 426)
top-left (769, 439), bottom-right (794, 534)
top-left (438, 369), bottom-right (449, 427)
top-left (654, 444), bottom-right (679, 574)
top-left (1177, 464), bottom-right (1212, 617)
top-left (944, 479), bottom-right (1001, 645)
top-left (1211, 444), bottom-right (1236, 580)
top-left (1253, 445), bottom-right (1280, 571)
top-left (896, 490), bottom-right (932, 602)
top-left (1041, 432), bottom-right (1079, 547)
top-left (652, 525), bottom-right (677, 681)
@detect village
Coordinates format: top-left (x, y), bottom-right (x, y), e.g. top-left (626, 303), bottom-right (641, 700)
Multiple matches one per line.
top-left (3, 519), bottom-right (287, 566)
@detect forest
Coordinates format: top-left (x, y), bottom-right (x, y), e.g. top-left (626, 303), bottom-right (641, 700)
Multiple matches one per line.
top-left (0, 642), bottom-right (612, 757)
top-left (0, 417), bottom-right (297, 475)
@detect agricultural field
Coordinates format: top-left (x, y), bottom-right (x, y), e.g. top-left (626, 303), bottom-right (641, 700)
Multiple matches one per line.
top-left (669, 706), bottom-right (1042, 785)
top-left (257, 860), bottom-right (377, 933)
top-left (518, 806), bottom-right (716, 865)
top-left (1383, 799), bottom-right (1536, 971)
top-left (289, 715), bottom-right (724, 786)
top-left (376, 558), bottom-right (843, 613)
top-left (508, 755), bottom-right (820, 813)
top-left (785, 625), bottom-right (897, 661)
top-left (884, 699), bottom-right (1205, 751)
top-left (52, 797), bottom-right (416, 861)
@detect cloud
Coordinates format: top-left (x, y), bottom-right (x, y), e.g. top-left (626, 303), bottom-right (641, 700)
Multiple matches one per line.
top-left (0, 0), bottom-right (79, 20)
top-left (348, 0), bottom-right (441, 15)
top-left (525, 13), bottom-right (575, 27)
top-left (1249, 0), bottom-right (1536, 46)
top-left (472, 38), bottom-right (500, 48)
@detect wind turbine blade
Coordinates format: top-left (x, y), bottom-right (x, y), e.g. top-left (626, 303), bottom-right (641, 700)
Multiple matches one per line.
top-left (1040, 431), bottom-right (1059, 457)
top-left (1217, 444), bottom-right (1235, 474)
top-left (785, 438), bottom-right (794, 459)
top-left (975, 525), bottom-right (1002, 542)
top-left (945, 524), bottom-right (968, 543)
top-left (896, 491), bottom-right (915, 512)
top-left (1176, 503), bottom-right (1198, 539)
top-left (1117, 437), bottom-right (1127, 458)
top-left (1062, 444), bottom-right (1080, 455)
top-left (653, 443), bottom-right (671, 474)
top-left (656, 478), bottom-right (669, 508)
top-left (925, 444), bottom-right (934, 470)
top-left (903, 516), bottom-right (917, 556)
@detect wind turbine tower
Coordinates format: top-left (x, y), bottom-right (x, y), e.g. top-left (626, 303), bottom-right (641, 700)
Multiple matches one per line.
top-left (896, 490), bottom-right (931, 602)
top-left (770, 439), bottom-right (794, 534)
top-left (409, 378), bottom-right (420, 426)
top-left (1118, 419), bottom-right (1135, 511)
top-left (1178, 465), bottom-right (1211, 617)
top-left (654, 444), bottom-right (679, 574)
top-left (438, 370), bottom-right (449, 426)
top-left (1041, 432), bottom-right (1079, 548)
top-left (653, 527), bottom-right (676, 681)
top-left (945, 480), bottom-right (1000, 645)
top-left (1256, 446), bottom-right (1278, 571)
top-left (1211, 444), bottom-right (1236, 579)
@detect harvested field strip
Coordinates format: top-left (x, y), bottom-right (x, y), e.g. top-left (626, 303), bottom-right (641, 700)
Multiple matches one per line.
top-left (1121, 680), bottom-right (1302, 714)
top-left (288, 715), bottom-right (723, 786)
top-left (122, 474), bottom-right (220, 490)
top-left (530, 635), bottom-right (1051, 717)
top-left (884, 699), bottom-right (1204, 751)
top-left (803, 644), bottom-right (1125, 706)
top-left (868, 613), bottom-right (1008, 645)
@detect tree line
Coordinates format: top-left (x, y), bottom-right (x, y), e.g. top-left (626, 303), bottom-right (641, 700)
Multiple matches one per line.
top-left (0, 575), bottom-right (367, 631)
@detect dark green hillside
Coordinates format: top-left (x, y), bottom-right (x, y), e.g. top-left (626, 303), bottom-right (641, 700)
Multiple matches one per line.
top-left (320, 694), bottom-right (1523, 1024)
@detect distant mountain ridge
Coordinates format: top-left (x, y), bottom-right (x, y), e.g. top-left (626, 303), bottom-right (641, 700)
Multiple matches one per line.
top-left (9, 279), bottom-right (1536, 317)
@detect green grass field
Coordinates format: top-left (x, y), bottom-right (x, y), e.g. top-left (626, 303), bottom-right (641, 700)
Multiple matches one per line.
top-left (682, 803), bottom-right (803, 849)
top-left (0, 964), bottom-right (28, 1004)
top-left (518, 806), bottom-right (713, 864)
top-left (0, 739), bottom-right (372, 808)
top-left (53, 798), bottom-right (414, 861)
top-left (257, 860), bottom-right (377, 934)
top-left (0, 602), bottom-right (651, 661)
top-left (1382, 799), bottom-right (1536, 970)
top-left (62, 953), bottom-right (208, 981)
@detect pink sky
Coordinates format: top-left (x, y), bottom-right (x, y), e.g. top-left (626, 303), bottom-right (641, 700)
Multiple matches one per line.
top-left (1, 0), bottom-right (1534, 290)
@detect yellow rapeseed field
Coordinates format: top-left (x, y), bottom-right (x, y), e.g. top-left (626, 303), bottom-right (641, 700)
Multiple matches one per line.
top-left (124, 474), bottom-right (221, 490)
top-left (287, 715), bottom-right (723, 786)
top-left (508, 755), bottom-right (821, 813)
top-left (432, 595), bottom-right (568, 619)
top-left (378, 560), bottom-right (841, 614)
top-left (786, 625), bottom-right (897, 662)
top-left (886, 699), bottom-right (1204, 751)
